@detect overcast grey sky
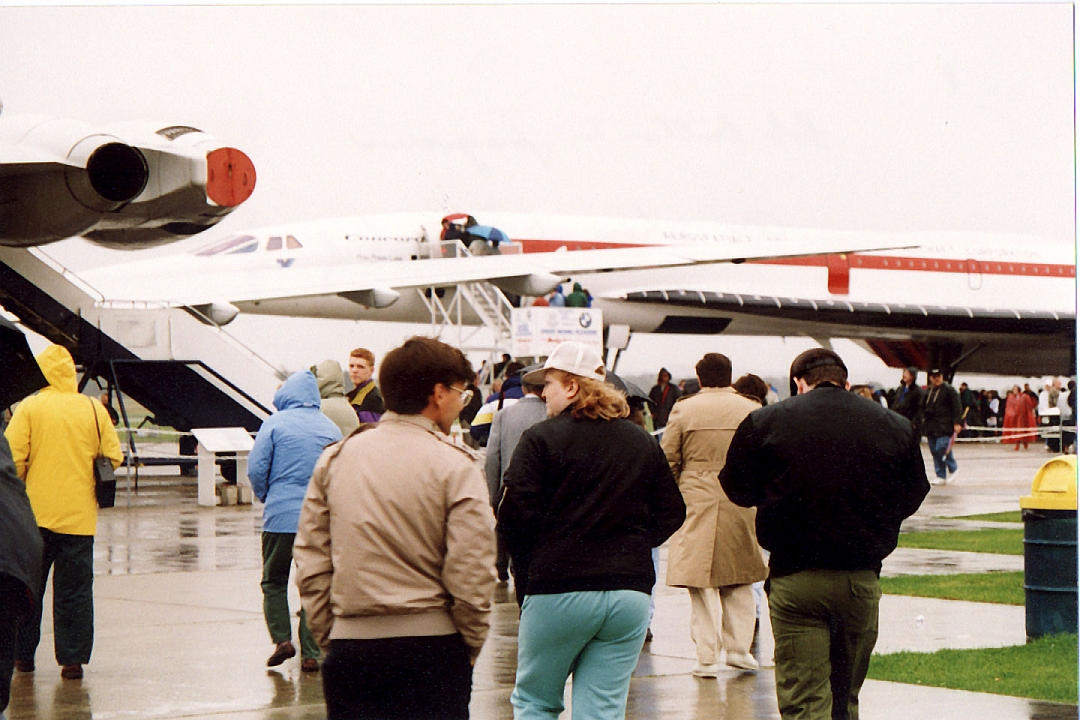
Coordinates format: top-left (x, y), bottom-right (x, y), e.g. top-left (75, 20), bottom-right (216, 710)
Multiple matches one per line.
top-left (1, 3), bottom-right (1074, 385)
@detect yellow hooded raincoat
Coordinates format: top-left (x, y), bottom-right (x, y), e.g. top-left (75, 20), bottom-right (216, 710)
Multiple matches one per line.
top-left (4, 345), bottom-right (122, 535)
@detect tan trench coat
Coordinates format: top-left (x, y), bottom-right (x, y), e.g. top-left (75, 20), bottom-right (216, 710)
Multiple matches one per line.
top-left (661, 387), bottom-right (768, 588)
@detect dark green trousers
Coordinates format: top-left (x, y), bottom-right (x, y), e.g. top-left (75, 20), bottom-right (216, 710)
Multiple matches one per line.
top-left (261, 532), bottom-right (319, 660)
top-left (768, 569), bottom-right (880, 720)
top-left (17, 529), bottom-right (94, 666)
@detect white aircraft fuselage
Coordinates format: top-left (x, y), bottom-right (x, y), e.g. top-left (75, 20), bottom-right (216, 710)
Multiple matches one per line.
top-left (77, 212), bottom-right (1076, 376)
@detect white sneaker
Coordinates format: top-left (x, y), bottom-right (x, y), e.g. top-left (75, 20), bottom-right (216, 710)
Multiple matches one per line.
top-left (725, 652), bottom-right (760, 671)
top-left (691, 663), bottom-right (720, 678)
top-left (930, 477), bottom-right (944, 486)
top-left (947, 469), bottom-right (959, 484)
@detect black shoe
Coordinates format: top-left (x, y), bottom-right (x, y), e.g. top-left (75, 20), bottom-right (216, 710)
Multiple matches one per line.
top-left (267, 641), bottom-right (296, 667)
top-left (61, 664), bottom-right (83, 680)
top-left (301, 658), bottom-right (320, 673)
top-left (14, 659), bottom-right (33, 673)
top-left (644, 627), bottom-right (654, 643)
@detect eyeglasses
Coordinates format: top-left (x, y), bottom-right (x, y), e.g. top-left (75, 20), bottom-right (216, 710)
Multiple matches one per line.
top-left (449, 385), bottom-right (474, 404)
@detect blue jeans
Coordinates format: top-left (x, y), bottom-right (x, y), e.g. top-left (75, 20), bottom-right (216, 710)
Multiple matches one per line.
top-left (927, 435), bottom-right (957, 479)
top-left (512, 590), bottom-right (650, 720)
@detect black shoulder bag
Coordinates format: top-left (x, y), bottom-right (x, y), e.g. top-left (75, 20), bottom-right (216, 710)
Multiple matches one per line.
top-left (90, 399), bottom-right (116, 508)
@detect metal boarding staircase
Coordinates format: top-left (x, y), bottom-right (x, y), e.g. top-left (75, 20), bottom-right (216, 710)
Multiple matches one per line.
top-left (0, 245), bottom-right (283, 446)
top-left (414, 238), bottom-right (517, 363)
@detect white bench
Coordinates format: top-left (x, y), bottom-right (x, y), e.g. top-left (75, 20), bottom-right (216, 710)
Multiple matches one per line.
top-left (190, 427), bottom-right (255, 507)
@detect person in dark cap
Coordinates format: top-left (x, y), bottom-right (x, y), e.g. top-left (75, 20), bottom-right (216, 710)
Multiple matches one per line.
top-left (921, 368), bottom-right (963, 485)
top-left (889, 367), bottom-right (923, 428)
top-left (719, 348), bottom-right (929, 720)
top-left (484, 364), bottom-right (547, 584)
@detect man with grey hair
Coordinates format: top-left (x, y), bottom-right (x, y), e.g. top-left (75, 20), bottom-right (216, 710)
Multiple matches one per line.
top-left (484, 366), bottom-right (547, 584)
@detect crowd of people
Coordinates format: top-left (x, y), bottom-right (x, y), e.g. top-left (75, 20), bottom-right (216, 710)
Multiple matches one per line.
top-left (1, 336), bottom-right (1070, 720)
top-left (882, 369), bottom-right (1077, 457)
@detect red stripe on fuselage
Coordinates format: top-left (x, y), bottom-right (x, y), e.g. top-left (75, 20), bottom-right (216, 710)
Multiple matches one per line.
top-left (514, 238), bottom-right (1075, 278)
top-left (755, 254), bottom-right (1076, 278)
top-left (517, 239), bottom-right (655, 252)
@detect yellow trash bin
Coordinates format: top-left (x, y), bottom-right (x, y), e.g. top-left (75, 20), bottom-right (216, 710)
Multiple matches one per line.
top-left (1020, 455), bottom-right (1077, 640)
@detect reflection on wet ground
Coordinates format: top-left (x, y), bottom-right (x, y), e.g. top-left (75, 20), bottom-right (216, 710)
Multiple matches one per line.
top-left (8, 444), bottom-right (1077, 719)
top-left (96, 508), bottom-right (262, 575)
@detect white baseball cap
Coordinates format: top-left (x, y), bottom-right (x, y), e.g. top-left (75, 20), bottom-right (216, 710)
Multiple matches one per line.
top-left (522, 341), bottom-right (606, 385)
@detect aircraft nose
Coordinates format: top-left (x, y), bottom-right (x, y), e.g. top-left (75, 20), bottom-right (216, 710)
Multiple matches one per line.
top-left (205, 147), bottom-right (256, 206)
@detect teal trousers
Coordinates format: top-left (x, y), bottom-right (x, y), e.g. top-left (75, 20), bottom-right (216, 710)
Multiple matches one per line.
top-left (768, 569), bottom-right (881, 720)
top-left (261, 532), bottom-right (319, 660)
top-left (511, 590), bottom-right (649, 720)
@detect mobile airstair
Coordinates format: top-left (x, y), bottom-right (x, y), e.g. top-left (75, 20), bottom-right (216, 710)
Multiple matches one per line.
top-left (412, 237), bottom-right (519, 378)
top-left (0, 245), bottom-right (282, 443)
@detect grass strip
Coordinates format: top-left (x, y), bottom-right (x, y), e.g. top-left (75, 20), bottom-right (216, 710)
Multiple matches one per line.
top-left (897, 527), bottom-right (1023, 555)
top-left (948, 511), bottom-right (1022, 523)
top-left (867, 633), bottom-right (1078, 704)
top-left (880, 571), bottom-right (1024, 605)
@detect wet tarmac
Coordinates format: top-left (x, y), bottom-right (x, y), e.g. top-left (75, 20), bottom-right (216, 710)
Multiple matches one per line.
top-left (7, 442), bottom-right (1077, 719)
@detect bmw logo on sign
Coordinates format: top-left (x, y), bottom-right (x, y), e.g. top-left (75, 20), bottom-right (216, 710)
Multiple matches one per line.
top-left (579, 312), bottom-right (592, 328)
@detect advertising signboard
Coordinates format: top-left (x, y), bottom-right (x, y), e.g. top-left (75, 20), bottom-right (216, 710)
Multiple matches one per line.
top-left (510, 307), bottom-right (604, 359)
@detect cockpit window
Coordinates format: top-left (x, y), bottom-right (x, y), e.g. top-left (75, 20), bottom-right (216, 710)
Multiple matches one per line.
top-left (195, 234), bottom-right (258, 256)
top-left (267, 236), bottom-right (283, 251)
top-left (285, 235), bottom-right (302, 250)
top-left (228, 240), bottom-right (259, 254)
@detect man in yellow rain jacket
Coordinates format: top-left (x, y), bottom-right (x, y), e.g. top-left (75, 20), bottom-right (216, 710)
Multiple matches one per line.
top-left (4, 344), bottom-right (122, 681)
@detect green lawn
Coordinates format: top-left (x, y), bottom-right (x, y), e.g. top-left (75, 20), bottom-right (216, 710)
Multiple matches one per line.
top-left (897, 528), bottom-right (1023, 555)
top-left (950, 511), bottom-right (1023, 523)
top-left (880, 571), bottom-right (1024, 605)
top-left (868, 634), bottom-right (1078, 703)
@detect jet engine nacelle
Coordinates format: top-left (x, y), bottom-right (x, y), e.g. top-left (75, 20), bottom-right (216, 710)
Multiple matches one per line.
top-left (0, 115), bottom-right (255, 249)
top-left (188, 302), bottom-right (241, 327)
top-left (338, 287), bottom-right (401, 309)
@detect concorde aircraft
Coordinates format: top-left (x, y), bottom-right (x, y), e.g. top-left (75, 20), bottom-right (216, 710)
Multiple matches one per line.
top-left (77, 212), bottom-right (1076, 379)
top-left (0, 111), bottom-right (256, 248)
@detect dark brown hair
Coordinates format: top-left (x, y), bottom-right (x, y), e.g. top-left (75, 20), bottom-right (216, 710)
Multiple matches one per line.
top-left (379, 337), bottom-right (474, 414)
top-left (695, 353), bottom-right (732, 388)
top-left (733, 373), bottom-right (768, 404)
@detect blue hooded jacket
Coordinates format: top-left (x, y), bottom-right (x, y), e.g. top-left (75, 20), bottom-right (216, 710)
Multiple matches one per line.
top-left (248, 370), bottom-right (343, 533)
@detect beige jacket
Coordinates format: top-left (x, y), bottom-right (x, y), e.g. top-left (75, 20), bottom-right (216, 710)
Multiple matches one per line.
top-left (294, 412), bottom-right (496, 659)
top-left (661, 387), bottom-right (768, 588)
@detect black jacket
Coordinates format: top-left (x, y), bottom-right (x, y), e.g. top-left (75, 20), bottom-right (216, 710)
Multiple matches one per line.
top-left (719, 384), bottom-right (929, 578)
top-left (0, 435), bottom-right (42, 611)
top-left (497, 411), bottom-right (685, 598)
top-left (890, 382), bottom-right (923, 425)
top-left (921, 382), bottom-right (963, 438)
top-left (649, 383), bottom-right (682, 428)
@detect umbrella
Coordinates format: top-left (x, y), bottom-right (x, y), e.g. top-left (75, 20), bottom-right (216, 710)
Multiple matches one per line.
top-left (604, 370), bottom-right (657, 412)
top-left (441, 213), bottom-right (476, 226)
top-left (465, 224), bottom-right (510, 245)
top-left (0, 317), bottom-right (48, 408)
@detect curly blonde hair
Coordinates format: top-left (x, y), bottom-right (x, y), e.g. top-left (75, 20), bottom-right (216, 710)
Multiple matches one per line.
top-left (551, 371), bottom-right (629, 421)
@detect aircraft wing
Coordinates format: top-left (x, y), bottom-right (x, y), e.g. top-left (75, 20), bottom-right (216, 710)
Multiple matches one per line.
top-left (609, 287), bottom-right (1076, 376)
top-left (619, 287), bottom-right (1074, 336)
top-left (83, 234), bottom-right (915, 307)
